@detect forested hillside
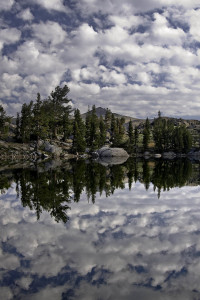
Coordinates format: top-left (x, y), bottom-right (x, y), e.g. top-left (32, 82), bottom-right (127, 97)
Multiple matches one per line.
top-left (0, 85), bottom-right (198, 156)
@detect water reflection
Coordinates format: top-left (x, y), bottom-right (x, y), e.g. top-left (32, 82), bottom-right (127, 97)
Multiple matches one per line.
top-left (0, 159), bottom-right (197, 223)
top-left (1, 159), bottom-right (200, 299)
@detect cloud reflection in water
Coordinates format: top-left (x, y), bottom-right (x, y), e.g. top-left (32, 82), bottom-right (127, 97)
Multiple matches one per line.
top-left (0, 165), bottom-right (200, 299)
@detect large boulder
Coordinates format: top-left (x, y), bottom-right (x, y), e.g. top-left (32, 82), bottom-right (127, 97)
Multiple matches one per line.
top-left (98, 147), bottom-right (129, 158)
top-left (44, 141), bottom-right (62, 157)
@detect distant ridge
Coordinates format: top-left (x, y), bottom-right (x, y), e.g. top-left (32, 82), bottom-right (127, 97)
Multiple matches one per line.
top-left (81, 107), bottom-right (144, 125)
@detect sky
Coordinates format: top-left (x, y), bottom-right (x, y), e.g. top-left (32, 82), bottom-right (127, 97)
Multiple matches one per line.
top-left (1, 0), bottom-right (200, 119)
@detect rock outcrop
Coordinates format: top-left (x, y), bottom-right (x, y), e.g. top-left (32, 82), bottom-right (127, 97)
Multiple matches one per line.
top-left (44, 141), bottom-right (62, 157)
top-left (98, 147), bottom-right (129, 158)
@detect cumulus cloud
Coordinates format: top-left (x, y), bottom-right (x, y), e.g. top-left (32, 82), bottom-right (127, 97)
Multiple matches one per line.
top-left (0, 28), bottom-right (21, 51)
top-left (186, 9), bottom-right (200, 42)
top-left (0, 0), bottom-right (14, 11)
top-left (32, 21), bottom-right (67, 46)
top-left (16, 8), bottom-right (34, 21)
top-left (33, 0), bottom-right (67, 12)
top-left (0, 0), bottom-right (200, 117)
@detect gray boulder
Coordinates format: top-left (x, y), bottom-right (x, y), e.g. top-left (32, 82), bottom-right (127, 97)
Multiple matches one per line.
top-left (98, 147), bottom-right (129, 157)
top-left (44, 141), bottom-right (62, 157)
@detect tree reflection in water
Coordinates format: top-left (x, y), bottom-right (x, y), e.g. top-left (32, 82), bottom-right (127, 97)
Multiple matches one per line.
top-left (0, 158), bottom-right (196, 223)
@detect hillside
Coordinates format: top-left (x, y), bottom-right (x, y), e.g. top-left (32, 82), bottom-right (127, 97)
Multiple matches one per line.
top-left (81, 107), bottom-right (145, 125)
top-left (81, 107), bottom-right (200, 148)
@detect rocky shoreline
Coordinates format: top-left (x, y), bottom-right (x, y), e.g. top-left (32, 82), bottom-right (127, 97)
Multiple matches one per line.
top-left (1, 140), bottom-right (200, 164)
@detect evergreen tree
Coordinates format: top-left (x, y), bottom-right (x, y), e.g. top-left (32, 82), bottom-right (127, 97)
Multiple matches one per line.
top-left (47, 85), bottom-right (71, 138)
top-left (127, 120), bottom-right (134, 153)
top-left (183, 127), bottom-right (192, 153)
top-left (85, 107), bottom-right (91, 147)
top-left (153, 116), bottom-right (163, 152)
top-left (111, 118), bottom-right (120, 147)
top-left (111, 116), bottom-right (125, 147)
top-left (111, 113), bottom-right (116, 134)
top-left (32, 93), bottom-right (49, 142)
top-left (74, 109), bottom-right (85, 137)
top-left (72, 122), bottom-right (86, 153)
top-left (119, 117), bottom-right (125, 141)
top-left (62, 112), bottom-right (71, 142)
top-left (20, 102), bottom-right (33, 142)
top-left (72, 109), bottom-right (86, 153)
top-left (99, 115), bottom-right (106, 147)
top-left (0, 105), bottom-right (10, 135)
top-left (134, 126), bottom-right (139, 148)
top-left (173, 125), bottom-right (192, 153)
top-left (143, 117), bottom-right (150, 150)
top-left (15, 112), bottom-right (21, 141)
top-left (87, 105), bottom-right (100, 150)
top-left (0, 105), bottom-right (6, 132)
top-left (104, 108), bottom-right (112, 130)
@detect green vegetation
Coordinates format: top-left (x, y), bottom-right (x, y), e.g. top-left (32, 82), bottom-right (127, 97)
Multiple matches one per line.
top-left (0, 105), bottom-right (11, 137)
top-left (152, 114), bottom-right (192, 153)
top-left (0, 85), bottom-right (195, 156)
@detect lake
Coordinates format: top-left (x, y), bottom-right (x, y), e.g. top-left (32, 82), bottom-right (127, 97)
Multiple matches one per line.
top-left (1, 158), bottom-right (200, 300)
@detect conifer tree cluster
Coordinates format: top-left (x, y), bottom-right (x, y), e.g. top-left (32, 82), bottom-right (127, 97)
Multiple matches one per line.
top-left (16, 86), bottom-right (72, 143)
top-left (0, 105), bottom-right (11, 136)
top-left (153, 114), bottom-right (192, 153)
top-left (11, 86), bottom-right (193, 154)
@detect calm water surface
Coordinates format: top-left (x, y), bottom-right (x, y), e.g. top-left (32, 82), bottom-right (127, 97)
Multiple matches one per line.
top-left (1, 159), bottom-right (200, 300)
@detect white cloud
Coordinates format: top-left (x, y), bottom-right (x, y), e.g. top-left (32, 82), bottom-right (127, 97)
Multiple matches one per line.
top-left (17, 8), bottom-right (34, 21)
top-left (32, 21), bottom-right (67, 46)
top-left (33, 0), bottom-right (67, 12)
top-left (0, 0), bottom-right (14, 11)
top-left (1, 1), bottom-right (200, 118)
top-left (109, 14), bottom-right (144, 29)
top-left (151, 13), bottom-right (186, 45)
top-left (0, 28), bottom-right (21, 51)
top-left (186, 9), bottom-right (200, 42)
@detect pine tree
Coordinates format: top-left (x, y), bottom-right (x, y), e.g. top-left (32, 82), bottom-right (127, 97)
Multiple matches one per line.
top-left (134, 126), bottom-right (139, 148)
top-left (74, 109), bottom-right (85, 137)
top-left (153, 116), bottom-right (163, 152)
top-left (72, 122), bottom-right (86, 153)
top-left (127, 120), bottom-right (134, 153)
top-left (119, 117), bottom-right (125, 141)
top-left (15, 112), bottom-right (21, 141)
top-left (32, 93), bottom-right (49, 142)
top-left (0, 105), bottom-right (6, 133)
top-left (87, 105), bottom-right (100, 150)
top-left (143, 117), bottom-right (150, 150)
top-left (99, 115), bottom-right (106, 147)
top-left (111, 118), bottom-right (120, 147)
top-left (0, 105), bottom-right (10, 135)
top-left (47, 85), bottom-right (71, 138)
top-left (111, 113), bottom-right (116, 135)
top-left (104, 108), bottom-right (112, 130)
top-left (62, 112), bottom-right (71, 142)
top-left (183, 127), bottom-right (192, 153)
top-left (20, 101), bottom-right (33, 142)
top-left (85, 108), bottom-right (91, 147)
top-left (72, 109), bottom-right (86, 153)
